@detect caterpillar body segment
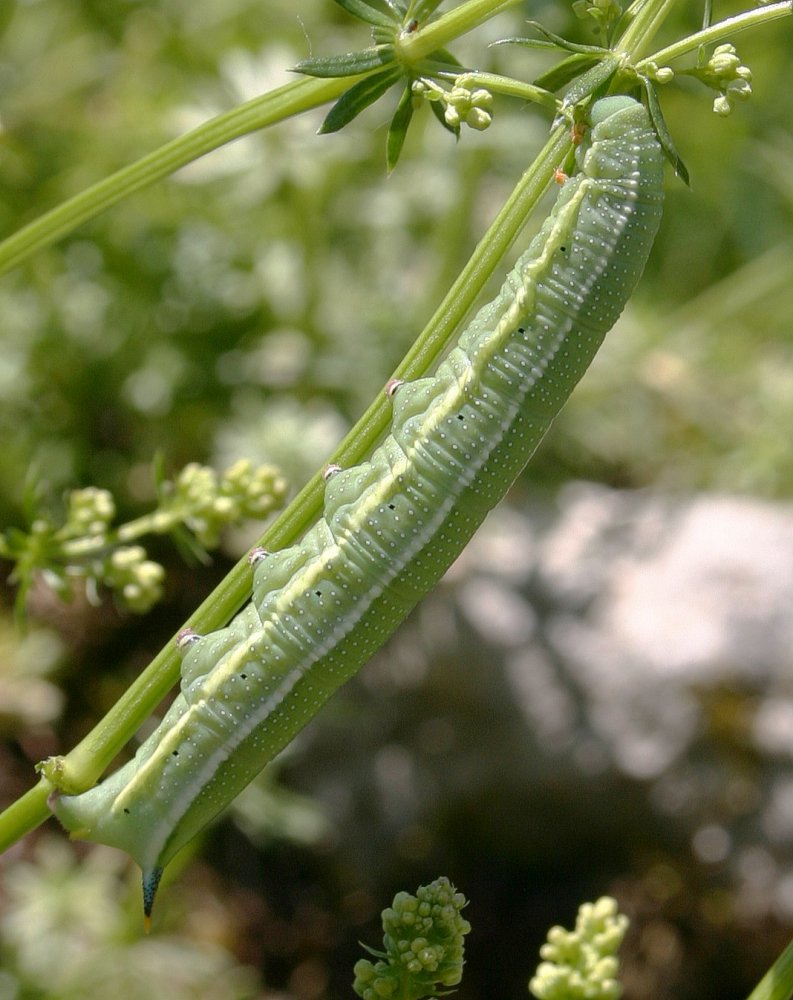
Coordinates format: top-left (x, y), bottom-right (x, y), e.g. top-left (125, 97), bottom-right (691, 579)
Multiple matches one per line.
top-left (52, 96), bottom-right (664, 919)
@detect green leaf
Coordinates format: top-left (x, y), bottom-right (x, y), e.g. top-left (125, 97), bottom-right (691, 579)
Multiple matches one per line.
top-left (152, 451), bottom-right (169, 496)
top-left (294, 45), bottom-right (396, 78)
top-left (524, 20), bottom-right (610, 55)
top-left (170, 522), bottom-right (213, 567)
top-left (560, 55), bottom-right (620, 108)
top-left (534, 53), bottom-right (601, 93)
top-left (373, 23), bottom-right (398, 45)
top-left (425, 46), bottom-right (465, 71)
top-left (492, 36), bottom-right (569, 52)
top-left (360, 942), bottom-right (388, 960)
top-left (409, 0), bottom-right (446, 21)
top-left (639, 74), bottom-right (690, 186)
top-left (335, 0), bottom-right (407, 20)
top-left (0, 526), bottom-right (28, 558)
top-left (429, 96), bottom-right (459, 137)
top-left (367, 0), bottom-right (407, 22)
top-left (319, 65), bottom-right (403, 133)
top-left (386, 84), bottom-right (414, 172)
top-left (13, 575), bottom-right (32, 629)
top-left (332, 0), bottom-right (398, 27)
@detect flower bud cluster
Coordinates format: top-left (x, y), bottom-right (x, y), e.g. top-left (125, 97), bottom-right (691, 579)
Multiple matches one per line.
top-left (643, 61), bottom-right (674, 84)
top-left (56, 488), bottom-right (163, 611)
top-left (62, 488), bottom-right (116, 543)
top-left (3, 458), bottom-right (288, 617)
top-left (100, 546), bottom-right (165, 614)
top-left (700, 43), bottom-right (753, 116)
top-left (353, 877), bottom-right (470, 1000)
top-left (173, 459), bottom-right (287, 548)
top-left (412, 79), bottom-right (493, 132)
top-left (529, 897), bottom-right (628, 1000)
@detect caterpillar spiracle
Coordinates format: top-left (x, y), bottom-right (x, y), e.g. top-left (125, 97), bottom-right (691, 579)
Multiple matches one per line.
top-left (52, 95), bottom-right (665, 921)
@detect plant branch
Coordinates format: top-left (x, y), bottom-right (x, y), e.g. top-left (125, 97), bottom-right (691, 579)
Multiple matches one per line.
top-left (745, 935), bottom-right (793, 1000)
top-left (450, 71), bottom-right (558, 110)
top-left (637, 1), bottom-right (792, 70)
top-left (615, 0), bottom-right (679, 61)
top-left (0, 75), bottom-right (354, 278)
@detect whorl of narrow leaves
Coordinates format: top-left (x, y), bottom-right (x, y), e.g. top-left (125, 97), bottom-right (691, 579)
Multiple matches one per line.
top-left (293, 0), bottom-right (463, 167)
top-left (571, 0), bottom-right (624, 43)
top-left (529, 897), bottom-right (629, 1000)
top-left (353, 877), bottom-right (471, 1000)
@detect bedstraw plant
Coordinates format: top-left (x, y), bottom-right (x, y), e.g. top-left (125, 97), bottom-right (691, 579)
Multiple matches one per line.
top-left (0, 1), bottom-right (791, 996)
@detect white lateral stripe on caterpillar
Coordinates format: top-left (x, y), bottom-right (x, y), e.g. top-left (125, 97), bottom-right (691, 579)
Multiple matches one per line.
top-left (51, 96), bottom-right (665, 920)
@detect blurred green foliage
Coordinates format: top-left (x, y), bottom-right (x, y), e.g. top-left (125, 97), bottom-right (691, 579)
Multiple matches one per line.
top-left (1, 1), bottom-right (790, 525)
top-left (1, 2), bottom-right (792, 999)
top-left (0, 837), bottom-right (265, 999)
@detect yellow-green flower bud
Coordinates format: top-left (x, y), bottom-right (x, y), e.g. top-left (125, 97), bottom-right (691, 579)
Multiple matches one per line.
top-left (469, 88), bottom-right (493, 108)
top-left (710, 44), bottom-right (740, 76)
top-left (110, 545), bottom-right (146, 570)
top-left (66, 487), bottom-right (116, 537)
top-left (530, 898), bottom-right (628, 1000)
top-left (713, 94), bottom-right (733, 116)
top-left (444, 105), bottom-right (461, 128)
top-left (465, 107), bottom-right (492, 131)
top-left (727, 78), bottom-right (752, 101)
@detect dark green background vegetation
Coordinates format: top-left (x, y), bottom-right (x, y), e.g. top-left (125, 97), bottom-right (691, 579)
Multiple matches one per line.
top-left (1, 2), bottom-right (792, 998)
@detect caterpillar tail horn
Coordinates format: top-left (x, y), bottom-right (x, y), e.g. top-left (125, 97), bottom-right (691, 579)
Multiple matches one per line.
top-left (143, 867), bottom-right (164, 932)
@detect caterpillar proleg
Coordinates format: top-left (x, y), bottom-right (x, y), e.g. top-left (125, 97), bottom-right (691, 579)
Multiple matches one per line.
top-left (52, 96), bottom-right (664, 920)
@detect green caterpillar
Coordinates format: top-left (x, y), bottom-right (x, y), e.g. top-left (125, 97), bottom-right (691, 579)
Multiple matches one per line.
top-left (52, 95), bottom-right (665, 921)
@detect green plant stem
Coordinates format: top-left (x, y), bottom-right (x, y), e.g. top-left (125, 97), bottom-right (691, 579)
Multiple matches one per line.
top-left (60, 507), bottom-right (200, 556)
top-left (398, 0), bottom-right (522, 63)
top-left (0, 544), bottom-right (257, 851)
top-left (637, 1), bottom-right (792, 70)
top-left (745, 936), bottom-right (793, 1000)
top-left (616, 0), bottom-right (678, 61)
top-left (0, 0), bottom-right (532, 280)
top-left (0, 75), bottom-right (354, 278)
top-left (55, 519), bottom-right (181, 561)
top-left (452, 71), bottom-right (558, 110)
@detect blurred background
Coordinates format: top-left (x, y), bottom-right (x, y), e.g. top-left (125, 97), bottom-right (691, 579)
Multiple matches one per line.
top-left (1, 1), bottom-right (792, 998)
